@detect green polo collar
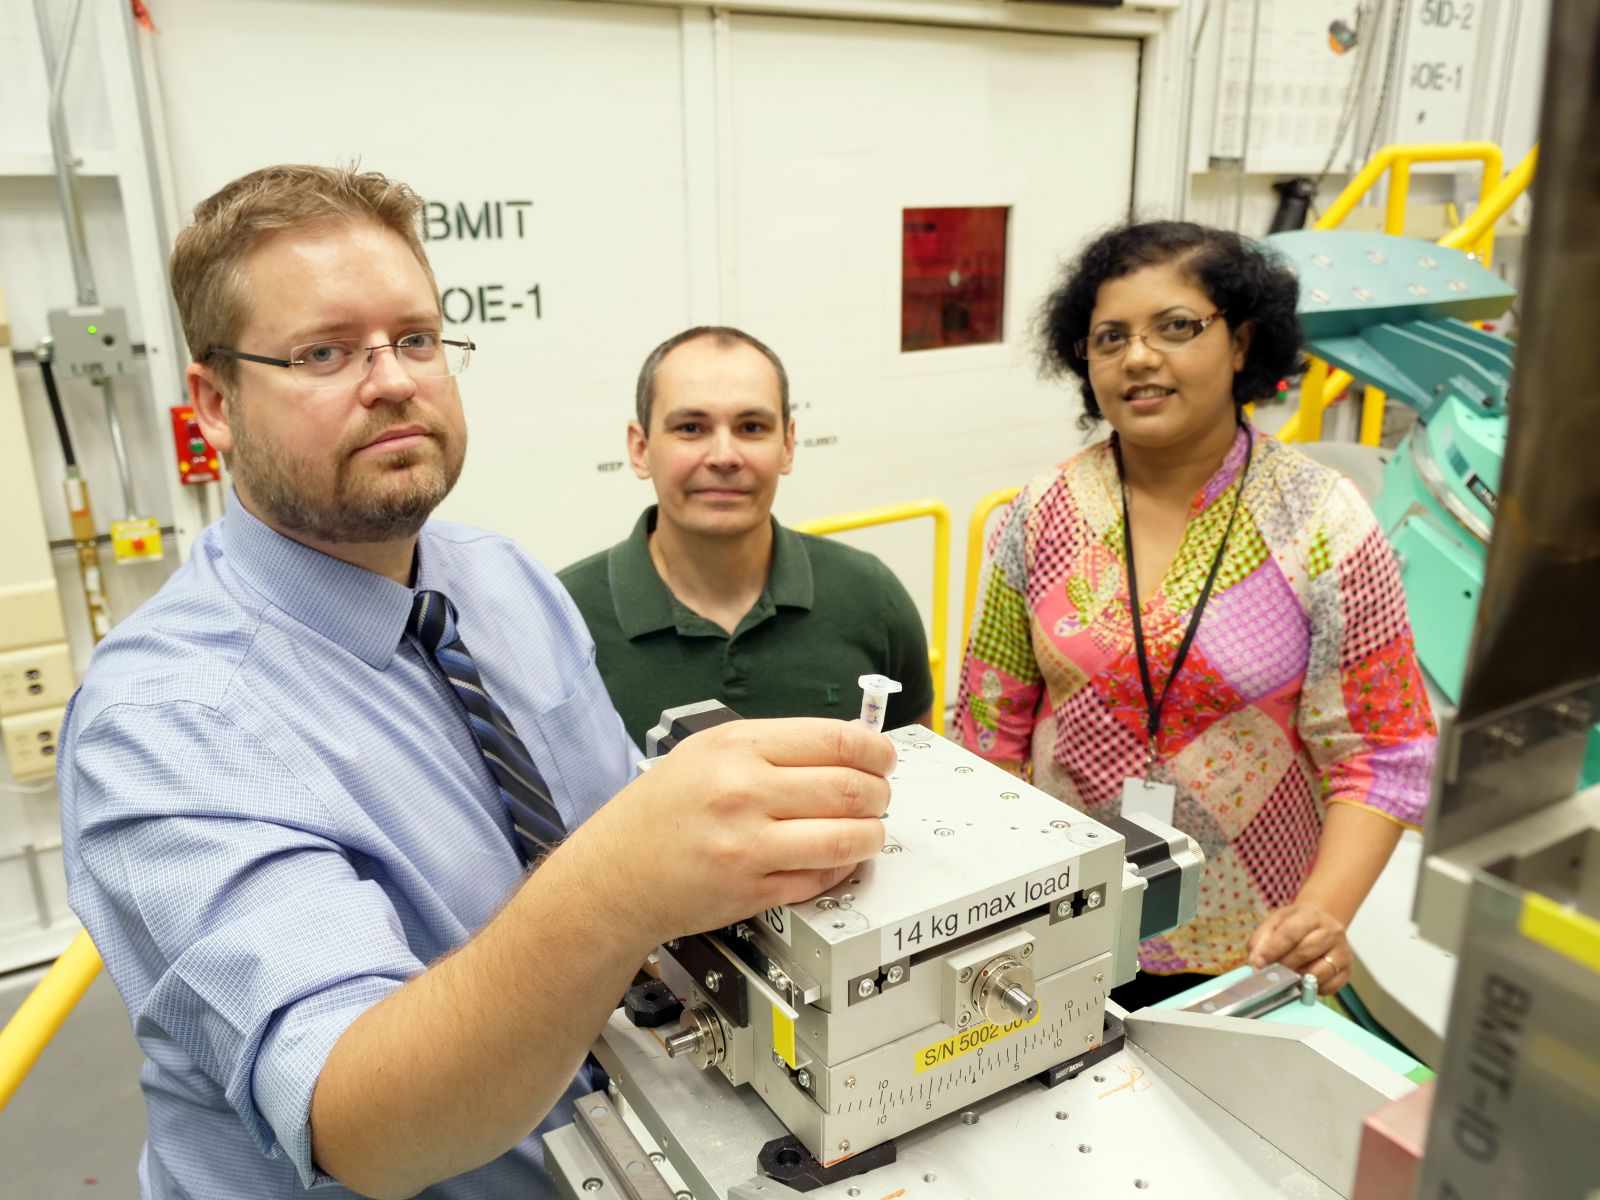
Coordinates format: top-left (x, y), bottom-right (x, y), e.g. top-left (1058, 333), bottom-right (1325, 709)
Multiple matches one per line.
top-left (606, 506), bottom-right (815, 641)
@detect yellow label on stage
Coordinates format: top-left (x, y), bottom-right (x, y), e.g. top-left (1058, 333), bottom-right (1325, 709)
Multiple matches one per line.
top-left (772, 1005), bottom-right (798, 1069)
top-left (1520, 893), bottom-right (1600, 974)
top-left (913, 1010), bottom-right (1040, 1074)
top-left (110, 517), bottom-right (164, 564)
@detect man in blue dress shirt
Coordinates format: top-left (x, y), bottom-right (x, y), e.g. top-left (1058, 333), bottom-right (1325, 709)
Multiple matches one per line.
top-left (56, 164), bottom-right (893, 1200)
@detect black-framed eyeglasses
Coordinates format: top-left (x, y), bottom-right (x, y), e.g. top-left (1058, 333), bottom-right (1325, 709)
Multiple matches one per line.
top-left (1074, 311), bottom-right (1225, 362)
top-left (206, 331), bottom-right (475, 389)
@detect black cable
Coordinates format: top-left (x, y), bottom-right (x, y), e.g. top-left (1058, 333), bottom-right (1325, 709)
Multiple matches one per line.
top-left (1359, 0), bottom-right (1411, 167)
top-left (38, 356), bottom-right (79, 468)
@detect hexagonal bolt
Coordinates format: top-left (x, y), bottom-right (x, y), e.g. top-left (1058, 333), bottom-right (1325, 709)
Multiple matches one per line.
top-left (703, 970), bottom-right (721, 992)
top-left (1049, 819), bottom-right (1068, 829)
top-left (886, 965), bottom-right (906, 984)
top-left (857, 978), bottom-right (876, 999)
top-left (1020, 943), bottom-right (1034, 958)
top-left (839, 1140), bottom-right (851, 1153)
top-left (1056, 900), bottom-right (1073, 919)
top-left (796, 1069), bottom-right (813, 1089)
top-left (958, 966), bottom-right (973, 983)
top-left (771, 1051), bottom-right (785, 1066)
top-left (957, 1011), bottom-right (973, 1028)
top-left (844, 1076), bottom-right (857, 1089)
top-left (1086, 891), bottom-right (1103, 910)
top-left (882, 843), bottom-right (903, 854)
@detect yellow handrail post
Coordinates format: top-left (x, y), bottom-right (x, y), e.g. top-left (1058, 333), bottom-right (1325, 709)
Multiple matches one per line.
top-left (1440, 143), bottom-right (1538, 265)
top-left (796, 500), bottom-right (951, 734)
top-left (1297, 358), bottom-right (1330, 444)
top-left (1314, 141), bottom-right (1504, 236)
top-left (0, 929), bottom-right (103, 1112)
top-left (1384, 160), bottom-right (1412, 233)
top-left (1360, 387), bottom-right (1387, 446)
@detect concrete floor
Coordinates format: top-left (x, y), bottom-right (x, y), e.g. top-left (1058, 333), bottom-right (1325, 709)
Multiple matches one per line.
top-left (0, 965), bottom-right (148, 1196)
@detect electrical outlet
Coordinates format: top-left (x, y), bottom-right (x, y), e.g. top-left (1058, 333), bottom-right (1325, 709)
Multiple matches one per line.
top-left (0, 643), bottom-right (74, 715)
top-left (2, 705), bottom-right (66, 783)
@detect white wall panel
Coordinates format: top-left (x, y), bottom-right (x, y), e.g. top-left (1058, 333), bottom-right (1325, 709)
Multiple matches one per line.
top-left (147, 0), bottom-right (692, 570)
top-left (722, 15), bottom-right (1139, 694)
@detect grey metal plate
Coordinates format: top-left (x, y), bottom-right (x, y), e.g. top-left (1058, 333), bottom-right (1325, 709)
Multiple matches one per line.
top-left (588, 1011), bottom-right (1341, 1199)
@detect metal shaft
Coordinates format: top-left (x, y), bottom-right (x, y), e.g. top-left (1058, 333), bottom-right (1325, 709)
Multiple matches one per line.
top-left (995, 982), bottom-right (1039, 1023)
top-left (663, 1027), bottom-right (702, 1059)
top-left (96, 377), bottom-right (138, 516)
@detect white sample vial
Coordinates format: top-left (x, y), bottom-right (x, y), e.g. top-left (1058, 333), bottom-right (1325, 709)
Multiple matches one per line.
top-left (857, 674), bottom-right (903, 733)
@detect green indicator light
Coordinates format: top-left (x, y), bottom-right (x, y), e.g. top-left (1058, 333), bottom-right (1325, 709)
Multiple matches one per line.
top-left (87, 324), bottom-right (98, 334)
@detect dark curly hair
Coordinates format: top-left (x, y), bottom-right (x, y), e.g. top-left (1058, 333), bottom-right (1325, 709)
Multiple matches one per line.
top-left (1037, 221), bottom-right (1303, 427)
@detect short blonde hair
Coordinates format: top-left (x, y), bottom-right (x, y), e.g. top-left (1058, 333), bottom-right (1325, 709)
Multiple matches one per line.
top-left (170, 164), bottom-right (439, 386)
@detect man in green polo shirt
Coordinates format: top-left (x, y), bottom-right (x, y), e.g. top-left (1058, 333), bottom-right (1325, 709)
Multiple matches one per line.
top-left (559, 326), bottom-right (934, 749)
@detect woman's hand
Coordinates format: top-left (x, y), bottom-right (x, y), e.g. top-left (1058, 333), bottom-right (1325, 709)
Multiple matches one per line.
top-left (1247, 902), bottom-right (1351, 996)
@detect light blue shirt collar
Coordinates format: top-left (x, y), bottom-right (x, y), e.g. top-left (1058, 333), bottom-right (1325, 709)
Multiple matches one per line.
top-left (220, 491), bottom-right (429, 670)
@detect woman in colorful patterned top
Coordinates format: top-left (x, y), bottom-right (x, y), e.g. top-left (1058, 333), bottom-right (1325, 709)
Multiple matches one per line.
top-left (955, 221), bottom-right (1436, 1005)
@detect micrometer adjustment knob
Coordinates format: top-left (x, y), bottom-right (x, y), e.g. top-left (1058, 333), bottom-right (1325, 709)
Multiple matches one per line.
top-left (663, 1027), bottom-right (703, 1059)
top-left (995, 980), bottom-right (1039, 1022)
top-left (663, 1005), bottom-right (727, 1070)
top-left (972, 955), bottom-right (1038, 1025)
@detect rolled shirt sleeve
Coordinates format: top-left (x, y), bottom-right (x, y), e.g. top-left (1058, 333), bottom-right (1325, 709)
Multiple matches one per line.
top-left (1294, 477), bottom-right (1437, 828)
top-left (68, 700), bottom-right (424, 1187)
top-left (954, 493), bottom-right (1043, 763)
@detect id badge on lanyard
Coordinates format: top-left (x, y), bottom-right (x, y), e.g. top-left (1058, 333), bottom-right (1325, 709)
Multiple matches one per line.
top-left (1116, 431), bottom-right (1253, 830)
top-left (1121, 775), bottom-right (1177, 826)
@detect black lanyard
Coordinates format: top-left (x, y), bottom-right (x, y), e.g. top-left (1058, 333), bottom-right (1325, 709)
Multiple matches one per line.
top-left (1117, 432), bottom-right (1254, 766)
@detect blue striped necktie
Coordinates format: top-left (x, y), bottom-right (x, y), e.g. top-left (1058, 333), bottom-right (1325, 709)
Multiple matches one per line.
top-left (411, 590), bottom-right (566, 860)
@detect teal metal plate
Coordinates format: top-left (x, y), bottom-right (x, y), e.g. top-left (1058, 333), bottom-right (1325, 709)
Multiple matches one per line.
top-left (1267, 230), bottom-right (1515, 337)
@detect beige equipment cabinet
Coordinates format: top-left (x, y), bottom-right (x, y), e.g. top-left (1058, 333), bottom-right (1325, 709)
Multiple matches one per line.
top-left (0, 287), bottom-right (73, 782)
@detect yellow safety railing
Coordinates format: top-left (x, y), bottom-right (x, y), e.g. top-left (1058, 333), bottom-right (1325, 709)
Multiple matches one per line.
top-left (1280, 140), bottom-right (1530, 446)
top-left (0, 928), bottom-right (101, 1112)
top-left (796, 500), bottom-right (951, 734)
top-left (961, 487), bottom-right (1022, 655)
top-left (1439, 143), bottom-right (1538, 257)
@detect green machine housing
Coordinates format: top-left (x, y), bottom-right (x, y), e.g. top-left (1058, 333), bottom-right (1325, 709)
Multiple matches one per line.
top-left (1267, 230), bottom-right (1600, 785)
top-left (1266, 231), bottom-right (1510, 709)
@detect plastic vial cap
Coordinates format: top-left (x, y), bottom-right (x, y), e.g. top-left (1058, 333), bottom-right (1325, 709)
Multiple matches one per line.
top-left (858, 674), bottom-right (904, 695)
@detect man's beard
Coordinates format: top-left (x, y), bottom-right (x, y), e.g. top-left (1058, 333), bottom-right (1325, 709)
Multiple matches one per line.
top-left (228, 401), bottom-right (466, 544)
